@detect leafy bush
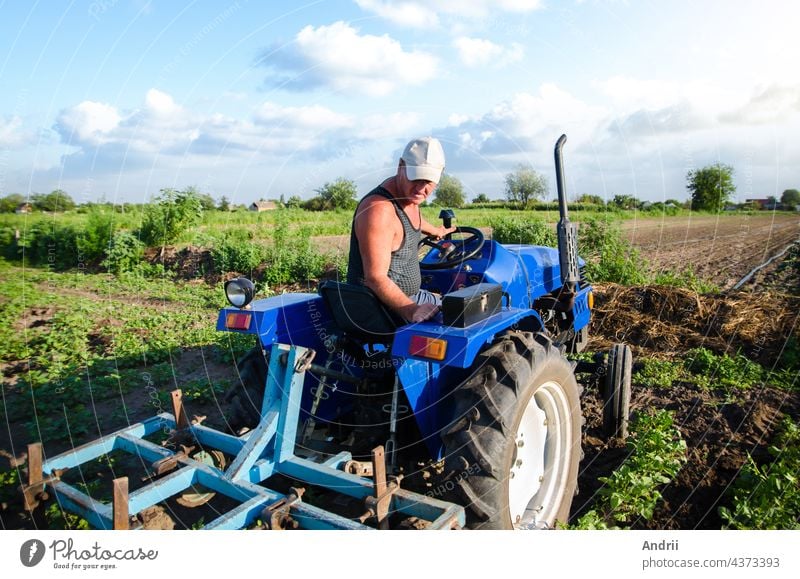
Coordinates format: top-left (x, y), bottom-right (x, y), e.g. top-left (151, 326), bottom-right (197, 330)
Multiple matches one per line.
top-left (22, 221), bottom-right (80, 270)
top-left (0, 227), bottom-right (20, 260)
top-left (634, 359), bottom-right (684, 388)
top-left (652, 266), bottom-right (719, 294)
top-left (138, 188), bottom-right (203, 248)
top-left (685, 347), bottom-right (763, 390)
top-left (75, 209), bottom-right (116, 265)
top-left (719, 419), bottom-right (800, 529)
top-left (490, 216), bottom-right (556, 246)
top-left (578, 217), bottom-right (648, 285)
top-left (257, 214), bottom-right (332, 286)
top-left (571, 410), bottom-right (687, 528)
top-left (210, 231), bottom-right (265, 275)
top-left (102, 231), bottom-right (144, 275)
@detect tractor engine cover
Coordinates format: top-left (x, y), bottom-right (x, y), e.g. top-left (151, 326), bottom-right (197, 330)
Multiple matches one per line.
top-left (442, 283), bottom-right (503, 328)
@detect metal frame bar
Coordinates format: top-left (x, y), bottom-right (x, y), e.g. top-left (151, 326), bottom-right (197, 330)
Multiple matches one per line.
top-left (28, 343), bottom-right (465, 530)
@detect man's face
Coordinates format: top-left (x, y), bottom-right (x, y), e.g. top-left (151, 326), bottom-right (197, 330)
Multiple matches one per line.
top-left (397, 162), bottom-right (437, 205)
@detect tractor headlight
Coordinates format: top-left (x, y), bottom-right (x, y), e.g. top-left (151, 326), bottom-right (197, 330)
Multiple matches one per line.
top-left (224, 277), bottom-right (255, 309)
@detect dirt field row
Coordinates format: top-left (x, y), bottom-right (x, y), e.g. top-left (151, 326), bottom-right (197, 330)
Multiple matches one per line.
top-left (620, 214), bottom-right (800, 289)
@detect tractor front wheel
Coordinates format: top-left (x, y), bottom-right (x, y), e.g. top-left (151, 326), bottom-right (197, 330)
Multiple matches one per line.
top-left (442, 331), bottom-right (582, 529)
top-left (602, 343), bottom-right (632, 439)
top-left (223, 346), bottom-right (268, 433)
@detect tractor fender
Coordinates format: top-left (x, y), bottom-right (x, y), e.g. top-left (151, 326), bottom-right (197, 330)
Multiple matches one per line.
top-left (216, 293), bottom-right (334, 349)
top-left (391, 307), bottom-right (543, 370)
top-left (392, 308), bottom-right (544, 457)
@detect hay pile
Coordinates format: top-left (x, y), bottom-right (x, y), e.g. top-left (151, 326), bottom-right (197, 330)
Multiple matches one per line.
top-left (589, 283), bottom-right (800, 364)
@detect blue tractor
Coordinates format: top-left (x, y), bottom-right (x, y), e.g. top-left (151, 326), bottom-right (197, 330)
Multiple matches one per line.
top-left (22, 135), bottom-right (631, 530)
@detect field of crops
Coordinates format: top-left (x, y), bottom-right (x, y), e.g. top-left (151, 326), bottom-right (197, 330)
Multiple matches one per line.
top-left (0, 209), bottom-right (798, 530)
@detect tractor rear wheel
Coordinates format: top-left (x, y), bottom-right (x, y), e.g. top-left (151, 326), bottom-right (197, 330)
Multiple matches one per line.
top-left (223, 346), bottom-right (268, 432)
top-left (442, 331), bottom-right (582, 529)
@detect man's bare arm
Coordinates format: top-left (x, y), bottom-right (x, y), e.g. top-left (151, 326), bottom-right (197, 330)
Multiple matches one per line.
top-left (354, 199), bottom-right (435, 322)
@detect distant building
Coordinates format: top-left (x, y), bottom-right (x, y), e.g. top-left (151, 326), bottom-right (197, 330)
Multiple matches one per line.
top-left (745, 198), bottom-right (778, 210)
top-left (249, 201), bottom-right (277, 212)
top-left (15, 203), bottom-right (32, 214)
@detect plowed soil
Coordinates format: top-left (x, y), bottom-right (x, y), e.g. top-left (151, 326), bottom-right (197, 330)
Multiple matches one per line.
top-left (577, 276), bottom-right (799, 529)
top-left (620, 214), bottom-right (799, 289)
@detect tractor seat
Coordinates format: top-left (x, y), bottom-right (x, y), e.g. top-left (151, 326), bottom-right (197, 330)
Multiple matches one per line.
top-left (318, 281), bottom-right (403, 345)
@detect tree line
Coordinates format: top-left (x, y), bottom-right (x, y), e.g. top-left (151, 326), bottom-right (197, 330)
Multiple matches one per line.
top-left (2, 164), bottom-right (798, 214)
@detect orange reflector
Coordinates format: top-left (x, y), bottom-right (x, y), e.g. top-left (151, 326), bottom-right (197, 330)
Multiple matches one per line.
top-left (587, 291), bottom-right (594, 310)
top-left (409, 335), bottom-right (447, 361)
top-left (225, 312), bottom-right (252, 330)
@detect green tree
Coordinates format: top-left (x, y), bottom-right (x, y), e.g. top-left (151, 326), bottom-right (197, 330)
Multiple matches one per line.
top-left (31, 189), bottom-right (76, 212)
top-left (576, 194), bottom-right (605, 205)
top-left (314, 178), bottom-right (358, 210)
top-left (194, 190), bottom-right (217, 212)
top-left (472, 193), bottom-right (490, 204)
top-left (780, 189), bottom-right (800, 206)
top-left (504, 164), bottom-right (547, 206)
top-left (138, 188), bottom-right (204, 255)
top-left (0, 193), bottom-right (27, 213)
top-left (687, 163), bottom-right (735, 211)
top-left (611, 194), bottom-right (640, 210)
top-left (285, 195), bottom-right (303, 209)
top-left (433, 174), bottom-right (465, 208)
top-left (217, 196), bottom-right (231, 211)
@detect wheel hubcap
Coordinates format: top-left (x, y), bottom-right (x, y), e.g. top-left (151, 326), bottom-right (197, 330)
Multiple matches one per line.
top-left (508, 380), bottom-right (573, 529)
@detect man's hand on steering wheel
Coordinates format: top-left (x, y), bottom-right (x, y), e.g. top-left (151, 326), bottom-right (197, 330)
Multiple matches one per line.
top-left (428, 224), bottom-right (457, 240)
top-left (418, 226), bottom-right (485, 270)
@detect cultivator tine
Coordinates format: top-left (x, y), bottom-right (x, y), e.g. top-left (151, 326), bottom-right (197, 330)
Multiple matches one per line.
top-left (22, 443), bottom-right (45, 511)
top-left (362, 445), bottom-right (398, 530)
top-left (112, 477), bottom-right (129, 530)
top-left (171, 390), bottom-right (190, 430)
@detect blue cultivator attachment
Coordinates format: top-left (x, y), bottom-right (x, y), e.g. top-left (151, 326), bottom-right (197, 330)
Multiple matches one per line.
top-left (22, 344), bottom-right (465, 530)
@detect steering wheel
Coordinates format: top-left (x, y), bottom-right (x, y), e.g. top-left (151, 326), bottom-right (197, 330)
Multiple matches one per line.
top-left (419, 226), bottom-right (485, 270)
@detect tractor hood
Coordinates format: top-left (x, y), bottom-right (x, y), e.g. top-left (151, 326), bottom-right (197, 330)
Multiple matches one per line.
top-left (479, 243), bottom-right (585, 307)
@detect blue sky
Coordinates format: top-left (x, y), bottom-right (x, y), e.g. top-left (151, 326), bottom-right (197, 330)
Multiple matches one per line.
top-left (1, 0), bottom-right (798, 205)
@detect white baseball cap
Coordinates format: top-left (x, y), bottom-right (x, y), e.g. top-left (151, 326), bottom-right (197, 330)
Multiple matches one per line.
top-left (401, 137), bottom-right (445, 184)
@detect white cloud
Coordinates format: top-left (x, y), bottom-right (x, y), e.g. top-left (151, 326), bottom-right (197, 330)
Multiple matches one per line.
top-left (720, 84), bottom-right (800, 125)
top-left (55, 101), bottom-right (121, 145)
top-left (453, 36), bottom-right (523, 67)
top-left (0, 116), bottom-right (34, 147)
top-left (144, 88), bottom-right (180, 116)
top-left (255, 102), bottom-right (352, 131)
top-left (52, 89), bottom-right (427, 179)
top-left (435, 83), bottom-right (607, 185)
top-left (258, 21), bottom-right (438, 97)
top-left (354, 0), bottom-right (440, 28)
top-left (357, 111), bottom-right (423, 140)
top-left (356, 0), bottom-right (542, 27)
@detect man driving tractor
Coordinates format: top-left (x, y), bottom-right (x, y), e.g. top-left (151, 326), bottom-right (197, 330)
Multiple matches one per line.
top-left (346, 137), bottom-right (456, 323)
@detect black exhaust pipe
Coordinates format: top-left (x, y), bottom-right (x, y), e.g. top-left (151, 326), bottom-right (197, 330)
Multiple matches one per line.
top-left (555, 134), bottom-right (580, 291)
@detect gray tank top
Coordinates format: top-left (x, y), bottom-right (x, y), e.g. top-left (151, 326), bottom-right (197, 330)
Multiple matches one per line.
top-left (347, 186), bottom-right (421, 297)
